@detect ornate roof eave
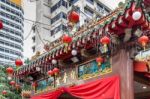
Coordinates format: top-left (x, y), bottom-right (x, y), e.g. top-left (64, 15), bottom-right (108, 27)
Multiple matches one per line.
top-left (15, 0), bottom-right (150, 77)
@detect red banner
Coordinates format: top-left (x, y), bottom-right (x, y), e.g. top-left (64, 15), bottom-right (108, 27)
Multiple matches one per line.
top-left (31, 76), bottom-right (120, 99)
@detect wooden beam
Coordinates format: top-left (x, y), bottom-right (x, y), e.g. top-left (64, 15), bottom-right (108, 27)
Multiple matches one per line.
top-left (134, 74), bottom-right (150, 86)
top-left (135, 91), bottom-right (150, 99)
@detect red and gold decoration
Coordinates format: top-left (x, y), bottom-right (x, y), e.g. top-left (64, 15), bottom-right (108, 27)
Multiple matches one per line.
top-left (96, 56), bottom-right (103, 66)
top-left (138, 35), bottom-right (149, 50)
top-left (0, 20), bottom-right (3, 29)
top-left (6, 67), bottom-right (14, 76)
top-left (2, 90), bottom-right (7, 95)
top-left (68, 11), bottom-right (79, 24)
top-left (62, 34), bottom-right (72, 52)
top-left (100, 36), bottom-right (111, 52)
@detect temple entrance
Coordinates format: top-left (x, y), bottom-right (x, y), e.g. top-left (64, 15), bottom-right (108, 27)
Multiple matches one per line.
top-left (58, 92), bottom-right (80, 99)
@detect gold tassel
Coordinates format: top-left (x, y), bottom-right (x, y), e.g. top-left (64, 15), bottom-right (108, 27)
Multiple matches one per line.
top-left (104, 44), bottom-right (107, 52)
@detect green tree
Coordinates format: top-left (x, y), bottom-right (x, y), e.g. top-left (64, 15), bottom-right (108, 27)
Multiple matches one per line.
top-left (0, 66), bottom-right (21, 99)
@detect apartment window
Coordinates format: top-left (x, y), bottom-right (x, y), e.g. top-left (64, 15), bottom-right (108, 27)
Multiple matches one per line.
top-left (32, 36), bottom-right (35, 43)
top-left (32, 46), bottom-right (35, 52)
top-left (84, 7), bottom-right (93, 16)
top-left (51, 0), bottom-right (67, 13)
top-left (51, 24), bottom-right (67, 36)
top-left (69, 0), bottom-right (78, 4)
top-left (86, 0), bottom-right (94, 4)
top-left (51, 12), bottom-right (67, 24)
top-left (97, 3), bottom-right (103, 10)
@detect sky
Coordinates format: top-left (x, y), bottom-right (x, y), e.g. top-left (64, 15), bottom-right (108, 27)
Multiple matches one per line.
top-left (23, 0), bottom-right (125, 60)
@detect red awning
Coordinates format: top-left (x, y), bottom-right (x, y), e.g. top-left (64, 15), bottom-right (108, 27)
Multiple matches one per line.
top-left (31, 76), bottom-right (120, 99)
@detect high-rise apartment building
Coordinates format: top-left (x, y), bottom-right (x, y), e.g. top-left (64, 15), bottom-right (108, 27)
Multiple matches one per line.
top-left (33, 0), bottom-right (111, 54)
top-left (0, 0), bottom-right (24, 65)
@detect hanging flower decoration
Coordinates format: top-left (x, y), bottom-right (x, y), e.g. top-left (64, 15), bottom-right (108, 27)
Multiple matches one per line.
top-left (48, 70), bottom-right (54, 76)
top-left (0, 20), bottom-right (3, 29)
top-left (96, 56), bottom-right (103, 66)
top-left (6, 67), bottom-right (14, 76)
top-left (10, 81), bottom-right (15, 86)
top-left (62, 34), bottom-right (72, 53)
top-left (68, 11), bottom-right (79, 24)
top-left (100, 36), bottom-right (111, 52)
top-left (138, 35), bottom-right (149, 50)
top-left (53, 67), bottom-right (59, 76)
top-left (2, 90), bottom-right (7, 95)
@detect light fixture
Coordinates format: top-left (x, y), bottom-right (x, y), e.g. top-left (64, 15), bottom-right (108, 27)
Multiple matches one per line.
top-left (132, 11), bottom-right (142, 21)
top-left (71, 49), bottom-right (77, 56)
top-left (36, 67), bottom-right (40, 71)
top-left (142, 86), bottom-right (147, 89)
top-left (52, 59), bottom-right (57, 65)
top-left (7, 76), bottom-right (12, 80)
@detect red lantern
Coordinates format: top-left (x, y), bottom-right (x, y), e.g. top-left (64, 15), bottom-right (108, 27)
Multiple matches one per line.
top-left (6, 67), bottom-right (14, 74)
top-left (53, 67), bottom-right (59, 75)
top-left (15, 59), bottom-right (23, 67)
top-left (68, 11), bottom-right (79, 24)
top-left (2, 90), bottom-right (7, 95)
top-left (62, 34), bottom-right (72, 52)
top-left (96, 57), bottom-right (103, 66)
top-left (48, 70), bottom-right (54, 76)
top-left (0, 21), bottom-right (3, 29)
top-left (62, 34), bottom-right (72, 44)
top-left (100, 36), bottom-right (111, 52)
top-left (138, 35), bottom-right (149, 50)
top-left (10, 81), bottom-right (15, 86)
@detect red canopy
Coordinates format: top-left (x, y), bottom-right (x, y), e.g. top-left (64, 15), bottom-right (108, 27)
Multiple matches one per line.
top-left (31, 76), bottom-right (120, 99)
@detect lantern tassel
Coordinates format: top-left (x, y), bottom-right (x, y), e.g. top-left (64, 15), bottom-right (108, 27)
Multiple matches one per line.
top-left (64, 43), bottom-right (68, 53)
top-left (142, 42), bottom-right (146, 51)
top-left (98, 62), bottom-right (101, 66)
top-left (104, 44), bottom-right (108, 52)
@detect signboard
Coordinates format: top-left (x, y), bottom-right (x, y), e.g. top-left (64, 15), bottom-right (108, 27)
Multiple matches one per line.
top-left (78, 59), bottom-right (112, 79)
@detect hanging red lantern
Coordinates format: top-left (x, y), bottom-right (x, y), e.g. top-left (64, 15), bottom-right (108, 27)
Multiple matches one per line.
top-left (6, 67), bottom-right (14, 75)
top-left (10, 81), bottom-right (15, 86)
top-left (48, 70), bottom-right (54, 76)
top-left (100, 36), bottom-right (111, 52)
top-left (53, 68), bottom-right (59, 75)
top-left (138, 35), bottom-right (149, 50)
top-left (68, 11), bottom-right (79, 24)
top-left (2, 90), bottom-right (7, 95)
top-left (0, 21), bottom-right (3, 29)
top-left (96, 57), bottom-right (103, 66)
top-left (15, 59), bottom-right (23, 67)
top-left (62, 34), bottom-right (72, 52)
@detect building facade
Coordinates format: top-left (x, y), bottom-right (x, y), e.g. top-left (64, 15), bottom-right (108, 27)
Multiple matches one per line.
top-left (0, 0), bottom-right (24, 65)
top-left (33, 0), bottom-right (111, 54)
